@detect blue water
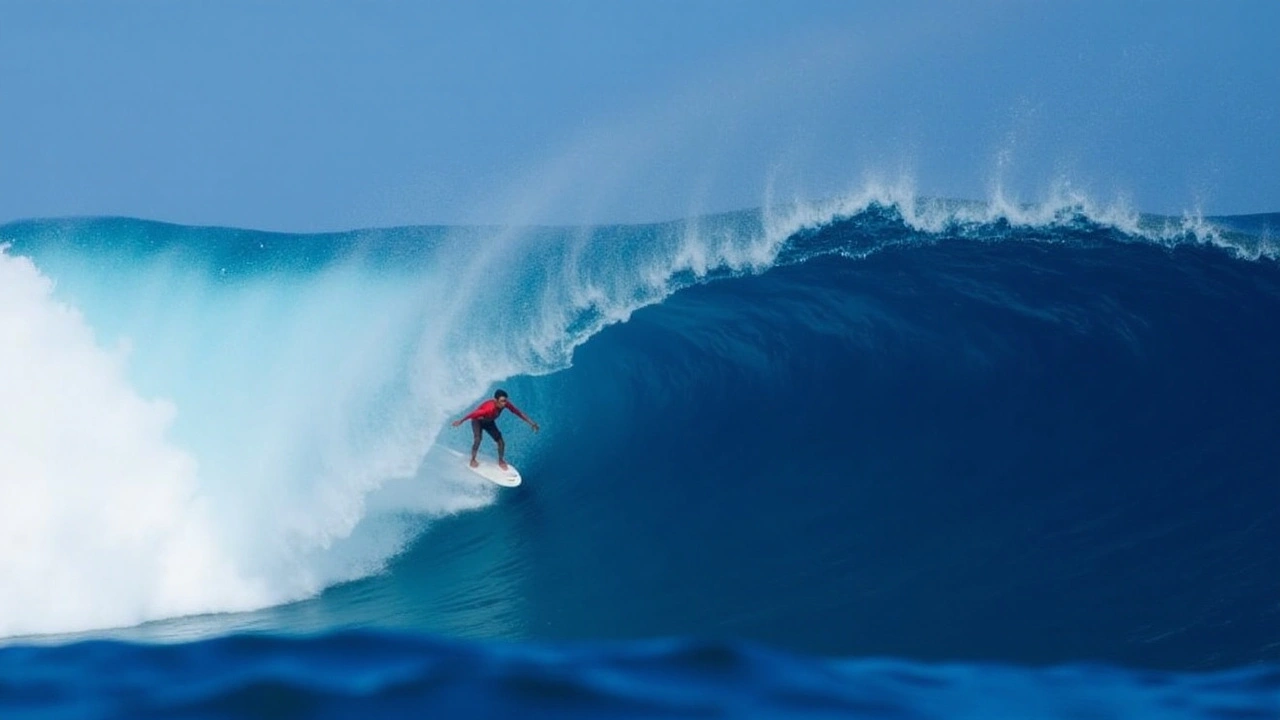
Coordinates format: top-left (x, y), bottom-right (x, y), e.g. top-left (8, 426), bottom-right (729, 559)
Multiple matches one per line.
top-left (1, 194), bottom-right (1278, 717)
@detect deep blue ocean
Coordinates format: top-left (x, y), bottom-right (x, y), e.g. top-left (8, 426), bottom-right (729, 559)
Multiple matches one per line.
top-left (1, 194), bottom-right (1277, 717)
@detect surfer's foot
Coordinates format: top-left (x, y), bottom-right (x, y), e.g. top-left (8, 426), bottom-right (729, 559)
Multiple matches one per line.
top-left (469, 458), bottom-right (479, 468)
top-left (498, 460), bottom-right (508, 470)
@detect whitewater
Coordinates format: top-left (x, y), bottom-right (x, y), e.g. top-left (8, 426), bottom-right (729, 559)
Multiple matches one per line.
top-left (0, 194), bottom-right (787, 637)
top-left (0, 182), bottom-right (1274, 641)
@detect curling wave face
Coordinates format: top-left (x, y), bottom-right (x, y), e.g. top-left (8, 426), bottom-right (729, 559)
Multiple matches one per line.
top-left (0, 188), bottom-right (1276, 649)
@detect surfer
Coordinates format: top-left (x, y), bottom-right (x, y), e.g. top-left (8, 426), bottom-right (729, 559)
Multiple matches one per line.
top-left (451, 389), bottom-right (539, 470)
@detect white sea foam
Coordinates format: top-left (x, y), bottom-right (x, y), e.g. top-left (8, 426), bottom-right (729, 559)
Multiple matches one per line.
top-left (0, 249), bottom-right (266, 636)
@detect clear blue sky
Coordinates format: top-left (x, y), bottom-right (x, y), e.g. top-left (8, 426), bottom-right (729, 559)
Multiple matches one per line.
top-left (2, 1), bottom-right (1276, 231)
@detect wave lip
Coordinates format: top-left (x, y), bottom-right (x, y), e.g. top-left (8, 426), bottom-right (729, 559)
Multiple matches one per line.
top-left (765, 183), bottom-right (1279, 264)
top-left (1, 632), bottom-right (1277, 719)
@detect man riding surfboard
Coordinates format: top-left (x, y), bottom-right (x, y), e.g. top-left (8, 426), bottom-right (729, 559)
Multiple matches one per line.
top-left (451, 389), bottom-right (539, 470)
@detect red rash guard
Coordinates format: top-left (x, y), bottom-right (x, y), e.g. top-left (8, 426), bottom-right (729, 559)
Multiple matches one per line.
top-left (463, 399), bottom-right (529, 423)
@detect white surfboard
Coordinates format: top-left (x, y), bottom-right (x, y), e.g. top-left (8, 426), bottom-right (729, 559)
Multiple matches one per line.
top-left (448, 449), bottom-right (522, 487)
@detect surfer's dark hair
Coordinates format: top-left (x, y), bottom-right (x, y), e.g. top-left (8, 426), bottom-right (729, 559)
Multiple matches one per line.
top-left (494, 389), bottom-right (509, 400)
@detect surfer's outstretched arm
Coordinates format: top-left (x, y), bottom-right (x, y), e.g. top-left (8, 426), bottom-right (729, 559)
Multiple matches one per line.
top-left (506, 402), bottom-right (540, 433)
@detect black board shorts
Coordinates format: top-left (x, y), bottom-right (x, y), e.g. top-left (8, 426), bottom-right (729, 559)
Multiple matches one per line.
top-left (473, 418), bottom-right (502, 440)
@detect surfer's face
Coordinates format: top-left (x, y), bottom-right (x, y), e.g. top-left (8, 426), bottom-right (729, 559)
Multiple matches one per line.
top-left (496, 397), bottom-right (508, 408)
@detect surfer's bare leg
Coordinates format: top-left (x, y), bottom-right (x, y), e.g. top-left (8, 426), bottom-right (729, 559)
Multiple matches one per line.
top-left (469, 420), bottom-right (481, 467)
top-left (496, 436), bottom-right (507, 470)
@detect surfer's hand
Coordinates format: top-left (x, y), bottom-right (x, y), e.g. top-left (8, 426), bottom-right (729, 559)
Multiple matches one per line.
top-left (531, 422), bottom-right (540, 433)
top-left (451, 419), bottom-right (462, 427)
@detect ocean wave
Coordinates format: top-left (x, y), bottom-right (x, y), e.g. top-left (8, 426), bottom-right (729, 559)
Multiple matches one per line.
top-left (0, 187), bottom-right (1275, 639)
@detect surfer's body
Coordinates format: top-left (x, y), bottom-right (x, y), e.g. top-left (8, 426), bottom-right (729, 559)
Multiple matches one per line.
top-left (451, 389), bottom-right (539, 470)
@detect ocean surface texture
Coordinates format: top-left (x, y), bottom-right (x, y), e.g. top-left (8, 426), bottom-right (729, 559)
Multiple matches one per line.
top-left (1, 193), bottom-right (1277, 717)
